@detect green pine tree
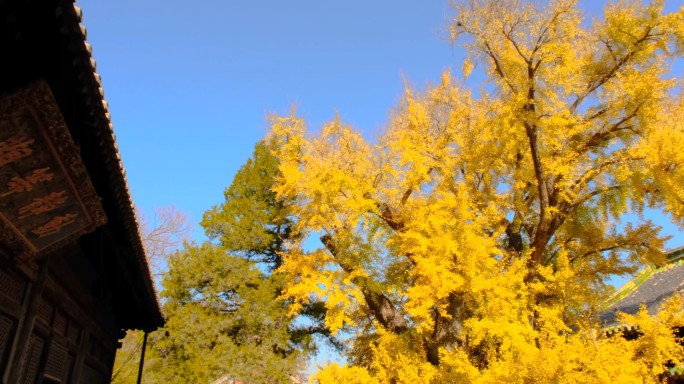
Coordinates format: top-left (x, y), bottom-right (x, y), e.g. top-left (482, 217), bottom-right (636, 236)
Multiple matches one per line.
top-left (202, 139), bottom-right (293, 270)
top-left (144, 139), bottom-right (330, 384)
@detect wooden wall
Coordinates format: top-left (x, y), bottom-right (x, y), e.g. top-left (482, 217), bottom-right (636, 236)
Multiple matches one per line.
top-left (0, 235), bottom-right (121, 384)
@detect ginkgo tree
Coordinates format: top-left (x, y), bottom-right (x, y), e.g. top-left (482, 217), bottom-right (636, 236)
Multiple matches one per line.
top-left (266, 0), bottom-right (684, 382)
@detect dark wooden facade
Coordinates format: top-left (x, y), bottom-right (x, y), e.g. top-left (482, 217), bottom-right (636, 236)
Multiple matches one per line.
top-left (0, 0), bottom-right (164, 382)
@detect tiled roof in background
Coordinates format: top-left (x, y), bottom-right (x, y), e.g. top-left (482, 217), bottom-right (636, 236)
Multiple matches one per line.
top-left (600, 246), bottom-right (684, 327)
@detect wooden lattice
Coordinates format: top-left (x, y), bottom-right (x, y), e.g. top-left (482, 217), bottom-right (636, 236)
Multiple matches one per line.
top-left (67, 319), bottom-right (81, 346)
top-left (36, 299), bottom-right (53, 325)
top-left (53, 309), bottom-right (67, 336)
top-left (0, 314), bottom-right (13, 361)
top-left (44, 340), bottom-right (68, 380)
top-left (0, 268), bottom-right (25, 303)
top-left (20, 335), bottom-right (44, 384)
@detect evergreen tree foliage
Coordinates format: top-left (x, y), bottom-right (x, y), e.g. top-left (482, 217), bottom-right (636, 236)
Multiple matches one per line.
top-left (202, 139), bottom-right (293, 270)
top-left (148, 243), bottom-right (303, 383)
top-left (140, 140), bottom-right (327, 383)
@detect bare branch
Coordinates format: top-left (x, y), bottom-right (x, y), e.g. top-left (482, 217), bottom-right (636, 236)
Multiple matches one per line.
top-left (138, 205), bottom-right (193, 276)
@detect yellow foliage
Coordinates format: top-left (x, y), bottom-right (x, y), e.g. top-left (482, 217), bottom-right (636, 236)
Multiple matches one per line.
top-left (314, 364), bottom-right (378, 384)
top-left (268, 0), bottom-right (684, 382)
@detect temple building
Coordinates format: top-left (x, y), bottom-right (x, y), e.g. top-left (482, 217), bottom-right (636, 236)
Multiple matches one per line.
top-left (601, 247), bottom-right (684, 328)
top-left (601, 246), bottom-right (684, 383)
top-left (0, 0), bottom-right (163, 382)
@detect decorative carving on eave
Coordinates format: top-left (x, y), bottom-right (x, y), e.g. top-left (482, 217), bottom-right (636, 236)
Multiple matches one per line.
top-left (0, 80), bottom-right (107, 265)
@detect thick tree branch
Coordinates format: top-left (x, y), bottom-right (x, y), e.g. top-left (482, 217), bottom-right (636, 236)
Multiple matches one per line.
top-left (522, 59), bottom-right (552, 264)
top-left (568, 185), bottom-right (622, 212)
top-left (503, 26), bottom-right (531, 64)
top-left (424, 292), bottom-right (467, 366)
top-left (569, 245), bottom-right (622, 264)
top-left (320, 234), bottom-right (408, 334)
top-left (505, 216), bottom-right (524, 254)
top-left (572, 155), bottom-right (643, 191)
top-left (576, 107), bottom-right (640, 156)
top-left (483, 41), bottom-right (517, 92)
top-left (376, 202), bottom-right (405, 232)
top-left (584, 106), bottom-right (609, 122)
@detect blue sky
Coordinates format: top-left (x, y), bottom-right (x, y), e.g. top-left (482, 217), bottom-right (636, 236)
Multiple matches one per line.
top-left (77, 0), bottom-right (683, 270)
top-left (77, 0), bottom-right (457, 232)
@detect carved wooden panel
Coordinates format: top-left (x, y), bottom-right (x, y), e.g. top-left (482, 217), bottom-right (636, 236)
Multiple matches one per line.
top-left (0, 80), bottom-right (106, 259)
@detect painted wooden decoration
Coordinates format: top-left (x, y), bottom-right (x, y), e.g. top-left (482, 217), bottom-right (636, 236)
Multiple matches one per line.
top-left (0, 81), bottom-right (106, 258)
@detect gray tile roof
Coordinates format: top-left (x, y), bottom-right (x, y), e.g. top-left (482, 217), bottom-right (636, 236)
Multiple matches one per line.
top-left (600, 247), bottom-right (684, 327)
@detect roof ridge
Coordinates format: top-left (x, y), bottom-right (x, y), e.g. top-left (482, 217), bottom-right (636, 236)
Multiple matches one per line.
top-left (603, 265), bottom-right (656, 309)
top-left (667, 246), bottom-right (684, 262)
top-left (602, 247), bottom-right (684, 309)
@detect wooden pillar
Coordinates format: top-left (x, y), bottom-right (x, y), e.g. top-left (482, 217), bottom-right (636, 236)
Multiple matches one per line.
top-left (69, 329), bottom-right (89, 384)
top-left (4, 257), bottom-right (49, 384)
top-left (136, 331), bottom-right (148, 384)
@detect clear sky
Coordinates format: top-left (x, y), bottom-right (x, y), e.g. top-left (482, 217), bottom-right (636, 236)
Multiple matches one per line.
top-left (76, 0), bottom-right (459, 233)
